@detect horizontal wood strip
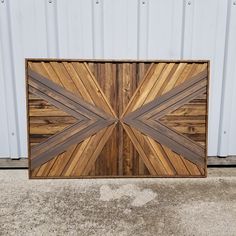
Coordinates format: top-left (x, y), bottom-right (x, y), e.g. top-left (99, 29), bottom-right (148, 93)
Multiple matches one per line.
top-left (29, 116), bottom-right (77, 124)
top-left (160, 124), bottom-right (205, 135)
top-left (160, 115), bottom-right (206, 122)
top-left (30, 123), bottom-right (72, 135)
top-left (29, 109), bottom-right (69, 117)
top-left (162, 107), bottom-right (207, 117)
top-left (29, 134), bottom-right (51, 144)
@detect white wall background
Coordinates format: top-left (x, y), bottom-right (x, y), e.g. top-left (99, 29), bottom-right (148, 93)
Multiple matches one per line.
top-left (0, 0), bottom-right (235, 158)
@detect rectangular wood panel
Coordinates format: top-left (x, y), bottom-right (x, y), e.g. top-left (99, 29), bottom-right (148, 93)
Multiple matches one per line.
top-left (26, 59), bottom-right (209, 178)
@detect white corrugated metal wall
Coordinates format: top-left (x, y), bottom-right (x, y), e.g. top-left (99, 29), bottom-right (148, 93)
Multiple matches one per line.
top-left (0, 0), bottom-right (235, 159)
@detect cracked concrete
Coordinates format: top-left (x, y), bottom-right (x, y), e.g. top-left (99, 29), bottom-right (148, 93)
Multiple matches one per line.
top-left (0, 168), bottom-right (236, 236)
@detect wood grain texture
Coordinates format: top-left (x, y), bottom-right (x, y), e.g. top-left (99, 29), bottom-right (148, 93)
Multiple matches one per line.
top-left (27, 60), bottom-right (209, 178)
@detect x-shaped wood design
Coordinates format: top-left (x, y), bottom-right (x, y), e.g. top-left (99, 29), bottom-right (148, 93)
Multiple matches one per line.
top-left (28, 61), bottom-right (208, 178)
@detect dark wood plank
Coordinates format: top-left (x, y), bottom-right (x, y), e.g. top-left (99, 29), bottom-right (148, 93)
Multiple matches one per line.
top-left (124, 118), bottom-right (205, 167)
top-left (123, 69), bottom-right (207, 121)
top-left (31, 119), bottom-right (115, 169)
top-left (27, 60), bottom-right (208, 178)
top-left (28, 71), bottom-right (114, 120)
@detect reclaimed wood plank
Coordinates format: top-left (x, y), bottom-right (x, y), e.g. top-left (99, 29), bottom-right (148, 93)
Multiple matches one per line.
top-left (27, 60), bottom-right (208, 178)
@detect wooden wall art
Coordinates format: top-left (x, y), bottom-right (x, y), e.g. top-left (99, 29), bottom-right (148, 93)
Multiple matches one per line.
top-left (26, 59), bottom-right (209, 178)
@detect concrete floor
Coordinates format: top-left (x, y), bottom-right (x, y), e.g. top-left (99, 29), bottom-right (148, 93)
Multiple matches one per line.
top-left (0, 169), bottom-right (236, 236)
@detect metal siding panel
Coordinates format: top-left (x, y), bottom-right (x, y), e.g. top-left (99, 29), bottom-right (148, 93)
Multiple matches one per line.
top-left (45, 0), bottom-right (59, 57)
top-left (9, 0), bottom-right (48, 57)
top-left (182, 0), bottom-right (228, 156)
top-left (138, 0), bottom-right (148, 58)
top-left (78, 0), bottom-right (94, 58)
top-left (0, 0), bottom-right (20, 158)
top-left (0, 0), bottom-right (235, 158)
top-left (57, 0), bottom-right (94, 58)
top-left (92, 0), bottom-right (104, 58)
top-left (6, 0), bottom-right (48, 158)
top-left (103, 0), bottom-right (138, 59)
top-left (126, 0), bottom-right (139, 58)
top-left (56, 0), bottom-right (69, 57)
top-left (219, 0), bottom-right (236, 155)
top-left (147, 0), bottom-right (183, 59)
top-left (0, 34), bottom-right (10, 157)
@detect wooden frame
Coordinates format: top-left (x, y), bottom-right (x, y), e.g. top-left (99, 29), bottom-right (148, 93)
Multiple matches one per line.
top-left (26, 59), bottom-right (209, 178)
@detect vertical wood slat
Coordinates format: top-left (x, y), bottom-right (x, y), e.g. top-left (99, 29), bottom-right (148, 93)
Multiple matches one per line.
top-left (28, 59), bottom-right (208, 178)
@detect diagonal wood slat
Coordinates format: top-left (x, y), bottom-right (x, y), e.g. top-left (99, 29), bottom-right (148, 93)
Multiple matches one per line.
top-left (123, 118), bottom-right (204, 167)
top-left (28, 68), bottom-right (117, 170)
top-left (28, 69), bottom-right (115, 120)
top-left (31, 119), bottom-right (115, 169)
top-left (123, 69), bottom-right (207, 121)
top-left (27, 60), bottom-right (208, 178)
top-left (122, 69), bottom-right (207, 168)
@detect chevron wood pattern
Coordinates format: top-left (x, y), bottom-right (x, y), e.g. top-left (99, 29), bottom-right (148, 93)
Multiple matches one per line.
top-left (27, 60), bottom-right (209, 178)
